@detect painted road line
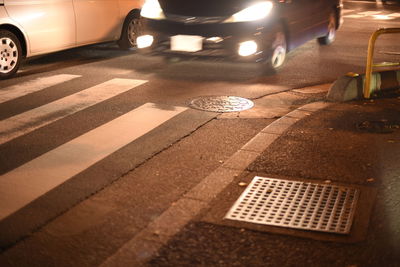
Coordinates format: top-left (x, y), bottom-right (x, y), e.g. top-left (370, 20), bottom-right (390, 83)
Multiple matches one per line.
top-left (342, 9), bottom-right (354, 15)
top-left (372, 14), bottom-right (395, 20)
top-left (358, 11), bottom-right (381, 16)
top-left (0, 103), bottom-right (187, 221)
top-left (346, 0), bottom-right (378, 3)
top-left (344, 12), bottom-right (400, 20)
top-left (344, 14), bottom-right (364, 19)
top-left (0, 74), bottom-right (81, 104)
top-left (0, 78), bottom-right (147, 145)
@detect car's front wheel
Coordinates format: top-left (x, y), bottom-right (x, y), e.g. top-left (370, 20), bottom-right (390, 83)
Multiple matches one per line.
top-left (118, 11), bottom-right (142, 49)
top-left (264, 24), bottom-right (287, 71)
top-left (0, 30), bottom-right (22, 79)
top-left (318, 12), bottom-right (337, 45)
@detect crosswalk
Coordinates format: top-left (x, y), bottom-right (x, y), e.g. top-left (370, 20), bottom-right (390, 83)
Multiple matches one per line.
top-left (0, 74), bottom-right (188, 222)
top-left (0, 78), bottom-right (147, 144)
top-left (0, 74), bottom-right (81, 104)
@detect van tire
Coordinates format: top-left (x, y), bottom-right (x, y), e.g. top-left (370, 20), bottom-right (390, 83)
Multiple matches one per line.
top-left (0, 30), bottom-right (22, 79)
top-left (318, 12), bottom-right (336, 45)
top-left (118, 12), bottom-right (142, 49)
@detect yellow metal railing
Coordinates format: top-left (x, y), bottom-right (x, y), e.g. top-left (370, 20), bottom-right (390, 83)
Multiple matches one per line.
top-left (364, 28), bottom-right (400, 99)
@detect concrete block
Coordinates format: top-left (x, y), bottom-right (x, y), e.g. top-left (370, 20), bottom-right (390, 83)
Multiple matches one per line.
top-left (297, 102), bottom-right (332, 112)
top-left (327, 70), bottom-right (400, 102)
top-left (222, 150), bottom-right (260, 170)
top-left (326, 75), bottom-right (364, 102)
top-left (286, 109), bottom-right (312, 119)
top-left (184, 167), bottom-right (242, 201)
top-left (241, 132), bottom-right (279, 153)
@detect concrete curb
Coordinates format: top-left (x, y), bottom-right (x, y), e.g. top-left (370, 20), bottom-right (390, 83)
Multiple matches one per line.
top-left (327, 69), bottom-right (400, 102)
top-left (100, 101), bottom-right (331, 267)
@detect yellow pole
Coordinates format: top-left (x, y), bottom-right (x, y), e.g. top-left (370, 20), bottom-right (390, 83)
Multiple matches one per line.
top-left (364, 28), bottom-right (400, 99)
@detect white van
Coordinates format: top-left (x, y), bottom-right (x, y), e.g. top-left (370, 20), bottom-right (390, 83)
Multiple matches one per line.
top-left (0, 0), bottom-right (143, 79)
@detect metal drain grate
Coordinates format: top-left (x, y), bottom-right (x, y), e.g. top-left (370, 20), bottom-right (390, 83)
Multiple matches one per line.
top-left (225, 176), bottom-right (359, 234)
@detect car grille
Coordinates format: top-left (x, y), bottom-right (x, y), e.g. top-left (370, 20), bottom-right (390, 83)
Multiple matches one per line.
top-left (165, 14), bottom-right (226, 24)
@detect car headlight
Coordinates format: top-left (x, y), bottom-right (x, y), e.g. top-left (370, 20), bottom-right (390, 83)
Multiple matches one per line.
top-left (141, 0), bottom-right (165, 20)
top-left (223, 1), bottom-right (273, 23)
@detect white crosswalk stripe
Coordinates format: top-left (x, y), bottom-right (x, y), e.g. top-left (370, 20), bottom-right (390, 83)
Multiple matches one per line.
top-left (343, 10), bottom-right (400, 20)
top-left (342, 9), bottom-right (355, 14)
top-left (359, 11), bottom-right (381, 15)
top-left (389, 12), bottom-right (400, 17)
top-left (0, 74), bottom-right (81, 104)
top-left (0, 78), bottom-right (147, 145)
top-left (0, 103), bottom-right (187, 220)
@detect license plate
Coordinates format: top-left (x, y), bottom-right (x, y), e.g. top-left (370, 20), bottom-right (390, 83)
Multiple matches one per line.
top-left (170, 35), bottom-right (203, 52)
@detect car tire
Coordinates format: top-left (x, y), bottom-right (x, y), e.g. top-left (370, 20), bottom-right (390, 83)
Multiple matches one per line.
top-left (318, 12), bottom-right (337, 45)
top-left (0, 30), bottom-right (22, 79)
top-left (264, 24), bottom-right (287, 71)
top-left (118, 11), bottom-right (142, 49)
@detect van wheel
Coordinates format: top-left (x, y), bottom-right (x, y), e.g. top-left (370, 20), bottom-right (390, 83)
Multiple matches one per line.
top-left (0, 30), bottom-right (22, 79)
top-left (318, 13), bottom-right (336, 45)
top-left (118, 12), bottom-right (142, 49)
top-left (264, 24), bottom-right (287, 71)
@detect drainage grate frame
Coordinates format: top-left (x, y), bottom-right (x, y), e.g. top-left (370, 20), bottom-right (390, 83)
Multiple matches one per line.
top-left (225, 176), bottom-right (359, 234)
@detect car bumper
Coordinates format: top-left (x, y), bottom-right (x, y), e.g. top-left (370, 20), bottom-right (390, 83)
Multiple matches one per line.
top-left (139, 17), bottom-right (277, 62)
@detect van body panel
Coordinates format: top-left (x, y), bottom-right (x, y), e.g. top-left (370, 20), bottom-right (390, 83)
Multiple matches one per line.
top-left (4, 0), bottom-right (76, 54)
top-left (1, 0), bottom-right (142, 57)
top-left (73, 0), bottom-right (120, 45)
top-left (118, 0), bottom-right (143, 17)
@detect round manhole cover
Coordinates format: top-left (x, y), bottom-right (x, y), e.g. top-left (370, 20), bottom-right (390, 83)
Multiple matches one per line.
top-left (189, 96), bottom-right (254, 113)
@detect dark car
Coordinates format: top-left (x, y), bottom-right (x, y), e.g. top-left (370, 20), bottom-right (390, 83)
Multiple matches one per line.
top-left (137, 0), bottom-right (343, 70)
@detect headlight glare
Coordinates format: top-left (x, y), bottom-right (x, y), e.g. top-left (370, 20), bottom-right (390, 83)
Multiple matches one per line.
top-left (141, 0), bottom-right (165, 20)
top-left (137, 35), bottom-right (154, 48)
top-left (238, 41), bottom-right (258, 56)
top-left (224, 1), bottom-right (273, 23)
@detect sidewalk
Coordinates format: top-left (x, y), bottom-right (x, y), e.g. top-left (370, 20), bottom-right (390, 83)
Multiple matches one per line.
top-left (104, 91), bottom-right (400, 266)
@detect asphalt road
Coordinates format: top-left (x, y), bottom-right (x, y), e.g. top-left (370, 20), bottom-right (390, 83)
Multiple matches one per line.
top-left (0, 0), bottom-right (400, 266)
